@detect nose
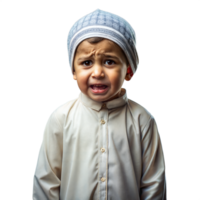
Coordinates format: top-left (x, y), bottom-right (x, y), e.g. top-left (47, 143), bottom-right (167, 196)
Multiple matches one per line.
top-left (91, 64), bottom-right (105, 79)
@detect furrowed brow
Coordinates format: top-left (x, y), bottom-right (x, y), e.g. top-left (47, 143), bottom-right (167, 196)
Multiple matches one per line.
top-left (104, 55), bottom-right (119, 60)
top-left (77, 54), bottom-right (120, 62)
top-left (77, 56), bottom-right (93, 62)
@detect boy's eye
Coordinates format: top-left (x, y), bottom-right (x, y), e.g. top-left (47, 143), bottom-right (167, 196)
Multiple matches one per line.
top-left (106, 60), bottom-right (115, 65)
top-left (82, 60), bottom-right (115, 66)
top-left (82, 60), bottom-right (91, 66)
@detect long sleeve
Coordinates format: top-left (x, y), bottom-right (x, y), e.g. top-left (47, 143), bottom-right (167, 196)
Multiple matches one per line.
top-left (140, 117), bottom-right (166, 200)
top-left (33, 111), bottom-right (63, 200)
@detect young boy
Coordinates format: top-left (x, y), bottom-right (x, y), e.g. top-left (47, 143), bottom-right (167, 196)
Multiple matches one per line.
top-left (33, 9), bottom-right (166, 200)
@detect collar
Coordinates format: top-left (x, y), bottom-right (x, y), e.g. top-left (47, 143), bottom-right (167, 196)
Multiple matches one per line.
top-left (80, 88), bottom-right (128, 111)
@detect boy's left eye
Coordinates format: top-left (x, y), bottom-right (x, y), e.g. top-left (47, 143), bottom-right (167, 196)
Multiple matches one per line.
top-left (106, 60), bottom-right (115, 63)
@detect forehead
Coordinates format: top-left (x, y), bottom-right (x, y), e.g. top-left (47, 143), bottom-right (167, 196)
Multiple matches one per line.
top-left (75, 39), bottom-right (126, 58)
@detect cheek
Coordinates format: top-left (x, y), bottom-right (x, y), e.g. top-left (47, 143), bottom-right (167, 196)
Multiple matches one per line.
top-left (109, 69), bottom-right (125, 86)
top-left (76, 71), bottom-right (89, 86)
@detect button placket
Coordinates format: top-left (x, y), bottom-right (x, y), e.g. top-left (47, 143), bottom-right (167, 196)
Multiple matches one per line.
top-left (98, 108), bottom-right (108, 200)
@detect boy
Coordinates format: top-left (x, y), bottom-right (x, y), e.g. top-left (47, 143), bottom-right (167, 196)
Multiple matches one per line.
top-left (33, 9), bottom-right (166, 200)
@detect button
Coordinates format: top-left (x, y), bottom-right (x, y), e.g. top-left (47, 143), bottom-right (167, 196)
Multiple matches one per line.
top-left (100, 148), bottom-right (105, 153)
top-left (101, 177), bottom-right (106, 182)
top-left (101, 119), bottom-right (105, 124)
top-left (102, 103), bottom-right (106, 108)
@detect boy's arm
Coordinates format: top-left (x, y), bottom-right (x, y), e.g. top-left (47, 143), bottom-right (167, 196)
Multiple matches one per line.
top-left (33, 111), bottom-right (63, 200)
top-left (140, 116), bottom-right (166, 200)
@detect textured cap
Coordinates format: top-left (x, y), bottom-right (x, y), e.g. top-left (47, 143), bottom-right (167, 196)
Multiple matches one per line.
top-left (67, 9), bottom-right (139, 74)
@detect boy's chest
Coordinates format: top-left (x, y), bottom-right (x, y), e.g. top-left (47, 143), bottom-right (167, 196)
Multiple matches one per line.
top-left (63, 105), bottom-right (140, 156)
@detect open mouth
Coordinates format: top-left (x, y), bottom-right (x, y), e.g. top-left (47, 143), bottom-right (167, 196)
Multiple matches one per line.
top-left (90, 84), bottom-right (109, 94)
top-left (90, 84), bottom-right (108, 90)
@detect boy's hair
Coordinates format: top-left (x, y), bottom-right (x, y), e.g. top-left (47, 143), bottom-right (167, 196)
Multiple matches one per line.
top-left (85, 37), bottom-right (129, 66)
top-left (86, 37), bottom-right (104, 44)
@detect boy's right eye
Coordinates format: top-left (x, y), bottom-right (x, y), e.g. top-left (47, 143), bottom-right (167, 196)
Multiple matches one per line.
top-left (82, 60), bottom-right (92, 66)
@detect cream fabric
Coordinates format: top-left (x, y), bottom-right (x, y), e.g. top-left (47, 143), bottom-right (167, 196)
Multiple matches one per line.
top-left (33, 89), bottom-right (166, 200)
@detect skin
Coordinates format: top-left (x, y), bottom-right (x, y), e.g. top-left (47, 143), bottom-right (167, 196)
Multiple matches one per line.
top-left (73, 39), bottom-right (133, 102)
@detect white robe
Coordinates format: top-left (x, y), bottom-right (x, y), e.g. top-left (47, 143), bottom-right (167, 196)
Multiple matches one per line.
top-left (33, 89), bottom-right (166, 200)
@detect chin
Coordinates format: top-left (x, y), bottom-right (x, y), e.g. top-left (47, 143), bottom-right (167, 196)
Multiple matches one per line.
top-left (91, 97), bottom-right (106, 102)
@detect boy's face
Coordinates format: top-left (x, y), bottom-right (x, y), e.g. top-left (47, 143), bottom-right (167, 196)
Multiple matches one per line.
top-left (73, 39), bottom-right (131, 102)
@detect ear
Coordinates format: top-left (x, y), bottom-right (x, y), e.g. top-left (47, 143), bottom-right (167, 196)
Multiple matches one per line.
top-left (125, 66), bottom-right (133, 81)
top-left (125, 74), bottom-right (132, 81)
top-left (73, 70), bottom-right (77, 80)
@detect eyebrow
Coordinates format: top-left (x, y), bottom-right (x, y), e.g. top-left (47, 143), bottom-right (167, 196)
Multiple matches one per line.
top-left (77, 54), bottom-right (120, 62)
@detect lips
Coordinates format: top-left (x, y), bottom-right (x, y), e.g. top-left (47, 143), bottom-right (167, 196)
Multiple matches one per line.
top-left (90, 84), bottom-right (107, 86)
top-left (90, 84), bottom-right (108, 89)
top-left (90, 85), bottom-right (108, 95)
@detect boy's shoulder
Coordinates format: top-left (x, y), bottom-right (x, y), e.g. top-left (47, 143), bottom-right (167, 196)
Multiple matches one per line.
top-left (127, 98), bottom-right (154, 130)
top-left (47, 98), bottom-right (79, 126)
